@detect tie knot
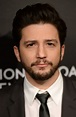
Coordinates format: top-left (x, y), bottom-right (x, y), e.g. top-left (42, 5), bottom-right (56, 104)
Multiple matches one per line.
top-left (36, 92), bottom-right (50, 104)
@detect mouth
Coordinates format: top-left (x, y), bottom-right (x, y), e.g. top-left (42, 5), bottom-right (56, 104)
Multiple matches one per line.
top-left (35, 64), bottom-right (48, 68)
top-left (31, 60), bottom-right (53, 68)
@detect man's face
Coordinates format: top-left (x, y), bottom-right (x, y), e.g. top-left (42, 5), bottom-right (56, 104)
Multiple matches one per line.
top-left (14, 23), bottom-right (65, 81)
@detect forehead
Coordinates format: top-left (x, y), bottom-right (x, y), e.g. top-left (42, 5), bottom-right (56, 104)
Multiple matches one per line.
top-left (21, 23), bottom-right (59, 41)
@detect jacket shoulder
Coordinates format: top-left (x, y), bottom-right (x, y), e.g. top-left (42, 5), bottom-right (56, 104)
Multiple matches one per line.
top-left (63, 76), bottom-right (76, 90)
top-left (0, 78), bottom-right (24, 103)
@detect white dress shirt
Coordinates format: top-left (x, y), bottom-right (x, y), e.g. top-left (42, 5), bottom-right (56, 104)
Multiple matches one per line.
top-left (24, 71), bottom-right (63, 117)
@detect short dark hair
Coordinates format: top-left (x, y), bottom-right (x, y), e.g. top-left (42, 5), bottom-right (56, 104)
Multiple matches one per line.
top-left (12, 3), bottom-right (67, 47)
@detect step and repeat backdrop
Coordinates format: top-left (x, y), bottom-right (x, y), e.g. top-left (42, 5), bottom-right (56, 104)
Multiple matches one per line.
top-left (0, 0), bottom-right (76, 89)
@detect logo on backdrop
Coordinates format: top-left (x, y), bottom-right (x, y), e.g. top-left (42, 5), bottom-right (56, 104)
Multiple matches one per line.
top-left (0, 65), bottom-right (76, 89)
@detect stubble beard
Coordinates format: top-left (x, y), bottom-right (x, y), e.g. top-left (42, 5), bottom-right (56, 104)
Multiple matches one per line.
top-left (20, 58), bottom-right (61, 81)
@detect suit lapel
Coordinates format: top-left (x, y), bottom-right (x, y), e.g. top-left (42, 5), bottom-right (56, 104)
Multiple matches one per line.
top-left (62, 77), bottom-right (76, 117)
top-left (6, 76), bottom-right (76, 117)
top-left (8, 78), bottom-right (25, 117)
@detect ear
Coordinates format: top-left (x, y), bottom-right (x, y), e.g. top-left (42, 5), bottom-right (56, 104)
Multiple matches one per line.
top-left (61, 44), bottom-right (65, 61)
top-left (13, 46), bottom-right (21, 62)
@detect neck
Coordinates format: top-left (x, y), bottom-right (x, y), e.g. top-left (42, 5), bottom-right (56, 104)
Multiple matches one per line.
top-left (25, 70), bottom-right (59, 90)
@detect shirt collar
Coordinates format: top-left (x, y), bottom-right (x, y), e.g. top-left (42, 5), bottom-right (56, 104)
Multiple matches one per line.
top-left (24, 71), bottom-right (63, 105)
top-left (24, 76), bottom-right (39, 105)
top-left (47, 72), bottom-right (63, 104)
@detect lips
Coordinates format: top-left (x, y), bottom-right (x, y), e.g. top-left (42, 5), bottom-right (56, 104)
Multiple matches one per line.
top-left (36, 64), bottom-right (48, 67)
top-left (31, 60), bottom-right (52, 67)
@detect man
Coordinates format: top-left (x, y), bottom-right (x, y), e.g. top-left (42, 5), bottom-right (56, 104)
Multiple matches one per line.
top-left (0, 3), bottom-right (76, 117)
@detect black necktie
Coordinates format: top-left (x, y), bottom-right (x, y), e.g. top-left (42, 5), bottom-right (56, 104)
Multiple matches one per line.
top-left (36, 92), bottom-right (50, 117)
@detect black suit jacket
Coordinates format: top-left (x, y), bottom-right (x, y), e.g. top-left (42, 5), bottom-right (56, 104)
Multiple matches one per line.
top-left (0, 77), bottom-right (76, 117)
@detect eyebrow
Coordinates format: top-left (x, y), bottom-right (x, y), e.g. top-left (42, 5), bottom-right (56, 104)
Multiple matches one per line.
top-left (45, 39), bottom-right (58, 43)
top-left (23, 40), bottom-right (37, 44)
top-left (23, 39), bottom-right (58, 44)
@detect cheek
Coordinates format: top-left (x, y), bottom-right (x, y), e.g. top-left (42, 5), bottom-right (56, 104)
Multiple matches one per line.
top-left (20, 49), bottom-right (36, 65)
top-left (54, 51), bottom-right (61, 62)
top-left (48, 49), bottom-right (61, 63)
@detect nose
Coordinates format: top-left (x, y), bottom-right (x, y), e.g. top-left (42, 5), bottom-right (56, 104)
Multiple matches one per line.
top-left (36, 45), bottom-right (46, 59)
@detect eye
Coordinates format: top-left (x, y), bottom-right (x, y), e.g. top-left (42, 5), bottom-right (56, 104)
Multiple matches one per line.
top-left (26, 42), bottom-right (36, 47)
top-left (47, 42), bottom-right (55, 47)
